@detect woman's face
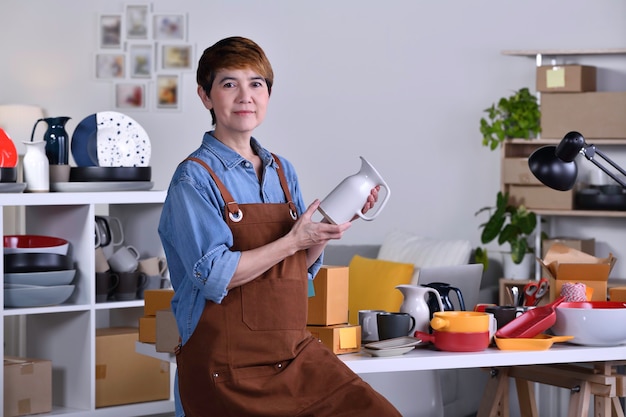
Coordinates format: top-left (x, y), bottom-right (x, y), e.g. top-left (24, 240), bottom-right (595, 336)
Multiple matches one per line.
top-left (199, 67), bottom-right (270, 139)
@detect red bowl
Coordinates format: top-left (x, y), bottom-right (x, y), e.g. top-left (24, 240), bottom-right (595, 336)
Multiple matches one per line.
top-left (4, 235), bottom-right (70, 255)
top-left (415, 330), bottom-right (490, 352)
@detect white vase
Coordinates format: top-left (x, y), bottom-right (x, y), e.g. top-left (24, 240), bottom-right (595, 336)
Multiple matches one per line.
top-left (503, 252), bottom-right (535, 280)
top-left (22, 141), bottom-right (49, 192)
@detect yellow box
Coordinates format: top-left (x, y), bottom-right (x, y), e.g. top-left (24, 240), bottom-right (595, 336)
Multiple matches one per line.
top-left (138, 316), bottom-right (156, 343)
top-left (4, 357), bottom-right (52, 417)
top-left (156, 309), bottom-right (180, 353)
top-left (144, 289), bottom-right (174, 316)
top-left (540, 243), bottom-right (616, 302)
top-left (307, 324), bottom-right (361, 355)
top-left (536, 65), bottom-right (596, 93)
top-left (96, 327), bottom-right (170, 407)
top-left (307, 266), bottom-right (349, 325)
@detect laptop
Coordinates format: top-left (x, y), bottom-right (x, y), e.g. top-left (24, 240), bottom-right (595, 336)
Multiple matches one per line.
top-left (416, 263), bottom-right (484, 311)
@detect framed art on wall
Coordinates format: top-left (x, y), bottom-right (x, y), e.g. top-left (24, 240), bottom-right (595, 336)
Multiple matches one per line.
top-left (153, 14), bottom-right (186, 40)
top-left (129, 44), bottom-right (153, 78)
top-left (115, 82), bottom-right (147, 110)
top-left (98, 14), bottom-right (123, 49)
top-left (159, 44), bottom-right (193, 70)
top-left (125, 4), bottom-right (151, 40)
top-left (95, 53), bottom-right (125, 79)
top-left (156, 74), bottom-right (180, 110)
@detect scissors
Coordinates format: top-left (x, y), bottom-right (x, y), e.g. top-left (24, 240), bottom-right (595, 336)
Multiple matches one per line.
top-left (523, 278), bottom-right (549, 306)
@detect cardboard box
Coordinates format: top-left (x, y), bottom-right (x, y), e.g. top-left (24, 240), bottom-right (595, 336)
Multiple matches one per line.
top-left (144, 289), bottom-right (174, 316)
top-left (502, 158), bottom-right (543, 185)
top-left (307, 324), bottom-right (361, 355)
top-left (4, 357), bottom-right (52, 417)
top-left (542, 238), bottom-right (595, 258)
top-left (540, 243), bottom-right (616, 302)
top-left (507, 185), bottom-right (573, 210)
top-left (536, 65), bottom-right (596, 93)
top-left (307, 266), bottom-right (349, 325)
top-left (138, 316), bottom-right (156, 343)
top-left (156, 309), bottom-right (180, 353)
top-left (541, 92), bottom-right (626, 139)
top-left (96, 327), bottom-right (170, 407)
top-left (609, 286), bottom-right (626, 302)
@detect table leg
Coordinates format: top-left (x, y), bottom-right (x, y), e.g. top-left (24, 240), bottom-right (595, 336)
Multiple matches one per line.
top-left (568, 381), bottom-right (591, 417)
top-left (477, 368), bottom-right (510, 417)
top-left (515, 378), bottom-right (538, 417)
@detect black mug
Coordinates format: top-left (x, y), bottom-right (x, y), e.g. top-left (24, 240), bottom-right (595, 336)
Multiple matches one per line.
top-left (376, 312), bottom-right (415, 340)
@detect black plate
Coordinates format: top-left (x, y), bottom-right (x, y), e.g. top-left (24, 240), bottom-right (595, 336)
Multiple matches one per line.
top-left (575, 188), bottom-right (626, 211)
top-left (5, 253), bottom-right (73, 273)
top-left (69, 166), bottom-right (151, 182)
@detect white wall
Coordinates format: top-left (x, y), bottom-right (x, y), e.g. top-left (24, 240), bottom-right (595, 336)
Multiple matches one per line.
top-left (1, 0), bottom-right (626, 274)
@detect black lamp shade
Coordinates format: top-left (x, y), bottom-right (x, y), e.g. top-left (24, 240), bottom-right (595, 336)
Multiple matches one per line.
top-left (555, 131), bottom-right (585, 162)
top-left (528, 145), bottom-right (578, 191)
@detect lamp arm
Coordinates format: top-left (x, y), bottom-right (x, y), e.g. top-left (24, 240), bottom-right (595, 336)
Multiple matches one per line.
top-left (584, 145), bottom-right (626, 188)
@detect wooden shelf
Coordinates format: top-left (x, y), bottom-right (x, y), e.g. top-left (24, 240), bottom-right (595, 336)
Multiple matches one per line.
top-left (502, 48), bottom-right (626, 57)
top-left (534, 209), bottom-right (626, 218)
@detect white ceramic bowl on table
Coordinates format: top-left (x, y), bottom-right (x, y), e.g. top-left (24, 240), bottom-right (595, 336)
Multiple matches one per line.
top-left (552, 301), bottom-right (626, 346)
top-left (4, 235), bottom-right (69, 255)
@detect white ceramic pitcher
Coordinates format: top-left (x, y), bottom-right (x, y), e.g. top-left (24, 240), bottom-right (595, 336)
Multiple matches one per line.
top-left (396, 284), bottom-right (445, 336)
top-left (318, 156), bottom-right (391, 225)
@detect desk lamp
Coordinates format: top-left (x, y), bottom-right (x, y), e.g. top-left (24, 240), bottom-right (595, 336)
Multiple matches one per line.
top-left (528, 131), bottom-right (626, 191)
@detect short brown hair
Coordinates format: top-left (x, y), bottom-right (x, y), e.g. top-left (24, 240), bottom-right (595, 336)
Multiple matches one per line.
top-left (197, 37), bottom-right (274, 124)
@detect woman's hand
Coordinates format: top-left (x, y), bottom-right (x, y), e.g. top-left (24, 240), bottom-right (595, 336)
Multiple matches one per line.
top-left (289, 200), bottom-right (351, 251)
top-left (352, 185), bottom-right (380, 220)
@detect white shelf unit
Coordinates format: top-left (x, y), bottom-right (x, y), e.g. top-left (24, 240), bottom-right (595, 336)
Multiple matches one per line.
top-left (1, 190), bottom-right (175, 417)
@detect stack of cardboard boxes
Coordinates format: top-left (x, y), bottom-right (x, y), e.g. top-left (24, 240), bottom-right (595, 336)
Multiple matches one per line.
top-left (306, 266), bottom-right (361, 354)
top-left (139, 289), bottom-right (179, 353)
top-left (4, 357), bottom-right (51, 417)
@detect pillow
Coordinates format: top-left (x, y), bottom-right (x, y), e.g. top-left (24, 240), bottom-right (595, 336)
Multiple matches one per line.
top-left (347, 255), bottom-right (415, 325)
top-left (377, 230), bottom-right (472, 285)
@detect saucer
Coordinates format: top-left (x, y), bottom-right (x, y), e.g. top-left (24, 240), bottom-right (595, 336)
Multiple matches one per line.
top-left (363, 346), bottom-right (415, 357)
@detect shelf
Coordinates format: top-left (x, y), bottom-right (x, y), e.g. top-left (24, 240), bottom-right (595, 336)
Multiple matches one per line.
top-left (535, 209), bottom-right (626, 218)
top-left (0, 189), bottom-right (167, 206)
top-left (505, 138), bottom-right (626, 146)
top-left (502, 48), bottom-right (626, 57)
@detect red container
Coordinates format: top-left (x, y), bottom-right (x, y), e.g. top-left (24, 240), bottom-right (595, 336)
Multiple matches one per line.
top-left (414, 330), bottom-right (490, 352)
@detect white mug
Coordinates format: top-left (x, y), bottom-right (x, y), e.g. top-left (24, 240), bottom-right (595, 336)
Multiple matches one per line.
top-left (138, 256), bottom-right (168, 276)
top-left (107, 245), bottom-right (140, 273)
top-left (359, 309), bottom-right (386, 342)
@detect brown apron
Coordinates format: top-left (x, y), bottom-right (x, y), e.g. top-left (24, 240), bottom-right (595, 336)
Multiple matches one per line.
top-left (176, 156), bottom-right (400, 417)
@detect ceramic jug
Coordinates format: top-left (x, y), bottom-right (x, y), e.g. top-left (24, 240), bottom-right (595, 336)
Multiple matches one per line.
top-left (317, 156), bottom-right (391, 225)
top-left (396, 284), bottom-right (445, 335)
top-left (422, 282), bottom-right (466, 315)
top-left (22, 140), bottom-right (49, 192)
top-left (31, 116), bottom-right (71, 165)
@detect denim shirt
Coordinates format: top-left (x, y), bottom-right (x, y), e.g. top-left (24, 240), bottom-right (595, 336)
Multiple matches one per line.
top-left (158, 132), bottom-right (323, 417)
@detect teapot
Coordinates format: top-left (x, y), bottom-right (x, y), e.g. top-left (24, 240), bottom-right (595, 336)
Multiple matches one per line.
top-left (422, 282), bottom-right (466, 316)
top-left (396, 284), bottom-right (444, 335)
top-left (318, 156), bottom-right (391, 225)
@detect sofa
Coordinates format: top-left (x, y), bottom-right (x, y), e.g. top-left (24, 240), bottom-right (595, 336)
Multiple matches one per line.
top-left (323, 230), bottom-right (503, 417)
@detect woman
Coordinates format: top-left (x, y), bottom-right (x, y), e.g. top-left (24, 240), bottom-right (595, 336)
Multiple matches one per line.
top-left (158, 36), bottom-right (400, 417)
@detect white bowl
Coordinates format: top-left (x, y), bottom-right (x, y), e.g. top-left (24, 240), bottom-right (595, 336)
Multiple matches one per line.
top-left (552, 301), bottom-right (626, 346)
top-left (4, 284), bottom-right (75, 308)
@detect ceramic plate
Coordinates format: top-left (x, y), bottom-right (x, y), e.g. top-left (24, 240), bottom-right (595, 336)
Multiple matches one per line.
top-left (0, 128), bottom-right (18, 168)
top-left (4, 284), bottom-right (75, 308)
top-left (71, 113), bottom-right (98, 166)
top-left (4, 269), bottom-right (76, 286)
top-left (363, 346), bottom-right (415, 357)
top-left (96, 111), bottom-right (151, 167)
top-left (364, 336), bottom-right (423, 350)
top-left (50, 181), bottom-right (154, 192)
top-left (0, 183), bottom-right (26, 193)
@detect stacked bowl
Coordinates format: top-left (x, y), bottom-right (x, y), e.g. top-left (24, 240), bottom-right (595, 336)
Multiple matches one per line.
top-left (4, 235), bottom-right (76, 307)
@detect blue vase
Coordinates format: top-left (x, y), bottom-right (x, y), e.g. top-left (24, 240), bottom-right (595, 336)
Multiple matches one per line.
top-left (31, 116), bottom-right (71, 165)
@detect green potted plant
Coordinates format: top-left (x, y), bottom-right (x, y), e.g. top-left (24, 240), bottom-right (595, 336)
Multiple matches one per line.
top-left (480, 87), bottom-right (541, 150)
top-left (474, 191), bottom-right (539, 273)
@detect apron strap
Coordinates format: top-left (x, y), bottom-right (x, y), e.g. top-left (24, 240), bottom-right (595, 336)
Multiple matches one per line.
top-left (271, 153), bottom-right (298, 217)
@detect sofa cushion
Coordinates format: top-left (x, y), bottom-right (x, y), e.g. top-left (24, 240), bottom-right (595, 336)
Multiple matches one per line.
top-left (377, 230), bottom-right (472, 285)
top-left (347, 255), bottom-right (414, 324)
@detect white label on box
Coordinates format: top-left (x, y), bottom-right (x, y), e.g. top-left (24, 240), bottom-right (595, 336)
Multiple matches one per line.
top-left (546, 67), bottom-right (565, 88)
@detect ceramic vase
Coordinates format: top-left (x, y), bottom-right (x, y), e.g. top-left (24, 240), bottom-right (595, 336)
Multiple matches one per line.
top-left (22, 140), bottom-right (49, 192)
top-left (31, 116), bottom-right (71, 165)
top-left (503, 252), bottom-right (535, 280)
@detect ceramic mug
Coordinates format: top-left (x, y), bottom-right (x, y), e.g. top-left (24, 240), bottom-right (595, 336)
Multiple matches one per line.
top-left (359, 309), bottom-right (386, 342)
top-left (485, 306), bottom-right (525, 329)
top-left (137, 274), bottom-right (169, 299)
top-left (108, 245), bottom-right (140, 273)
top-left (95, 247), bottom-right (110, 273)
top-left (138, 256), bottom-right (168, 276)
top-left (376, 312), bottom-right (415, 341)
top-left (95, 215), bottom-right (124, 248)
top-left (114, 271), bottom-right (147, 301)
top-left (95, 271), bottom-right (119, 303)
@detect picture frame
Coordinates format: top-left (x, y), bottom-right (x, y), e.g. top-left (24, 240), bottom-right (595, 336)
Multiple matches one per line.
top-left (95, 53), bottom-right (126, 79)
top-left (98, 14), bottom-right (123, 49)
top-left (115, 82), bottom-right (147, 110)
top-left (125, 4), bottom-right (151, 40)
top-left (159, 43), bottom-right (193, 71)
top-left (129, 44), bottom-right (153, 78)
top-left (153, 14), bottom-right (186, 40)
top-left (156, 74), bottom-right (180, 110)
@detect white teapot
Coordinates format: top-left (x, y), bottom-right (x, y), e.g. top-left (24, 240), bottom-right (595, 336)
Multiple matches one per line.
top-left (318, 156), bottom-right (391, 224)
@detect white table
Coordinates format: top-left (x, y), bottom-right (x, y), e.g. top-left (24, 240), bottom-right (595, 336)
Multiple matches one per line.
top-left (136, 342), bottom-right (626, 417)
